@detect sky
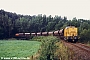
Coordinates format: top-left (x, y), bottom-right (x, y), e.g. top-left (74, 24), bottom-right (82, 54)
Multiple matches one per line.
top-left (0, 0), bottom-right (90, 20)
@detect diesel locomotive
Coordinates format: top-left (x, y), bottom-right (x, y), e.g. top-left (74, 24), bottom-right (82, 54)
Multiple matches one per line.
top-left (59, 26), bottom-right (79, 43)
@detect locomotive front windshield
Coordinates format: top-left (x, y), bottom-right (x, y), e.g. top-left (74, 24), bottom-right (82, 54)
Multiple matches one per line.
top-left (64, 26), bottom-right (78, 37)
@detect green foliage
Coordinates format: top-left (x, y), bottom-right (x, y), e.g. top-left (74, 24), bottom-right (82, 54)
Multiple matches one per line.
top-left (87, 41), bottom-right (90, 46)
top-left (0, 40), bottom-right (41, 57)
top-left (33, 36), bottom-right (74, 60)
top-left (80, 29), bottom-right (90, 42)
top-left (55, 41), bottom-right (74, 60)
top-left (33, 36), bottom-right (59, 60)
top-left (0, 10), bottom-right (90, 43)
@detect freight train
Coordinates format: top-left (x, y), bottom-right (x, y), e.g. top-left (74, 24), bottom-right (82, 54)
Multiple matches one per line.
top-left (15, 26), bottom-right (79, 43)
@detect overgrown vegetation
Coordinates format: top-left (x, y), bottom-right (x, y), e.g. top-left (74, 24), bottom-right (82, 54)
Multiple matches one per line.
top-left (32, 36), bottom-right (59, 60)
top-left (0, 9), bottom-right (90, 43)
top-left (55, 41), bottom-right (74, 60)
top-left (31, 36), bottom-right (73, 60)
top-left (0, 40), bottom-right (41, 58)
top-left (87, 41), bottom-right (90, 46)
top-left (79, 29), bottom-right (90, 43)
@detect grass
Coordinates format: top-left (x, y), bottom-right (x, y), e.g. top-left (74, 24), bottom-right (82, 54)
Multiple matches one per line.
top-left (87, 41), bottom-right (90, 46)
top-left (55, 41), bottom-right (74, 60)
top-left (0, 40), bottom-right (41, 57)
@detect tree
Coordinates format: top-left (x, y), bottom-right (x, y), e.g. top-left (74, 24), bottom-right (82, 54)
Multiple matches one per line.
top-left (80, 29), bottom-right (90, 42)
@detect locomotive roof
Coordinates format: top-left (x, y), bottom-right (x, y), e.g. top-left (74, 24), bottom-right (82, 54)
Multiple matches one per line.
top-left (65, 26), bottom-right (75, 29)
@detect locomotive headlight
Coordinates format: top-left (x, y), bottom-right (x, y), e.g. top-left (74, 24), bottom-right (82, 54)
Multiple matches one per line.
top-left (73, 40), bottom-right (74, 41)
top-left (71, 37), bottom-right (72, 39)
top-left (74, 37), bottom-right (77, 39)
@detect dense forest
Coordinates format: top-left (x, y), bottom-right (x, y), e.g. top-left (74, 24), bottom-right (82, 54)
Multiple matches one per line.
top-left (0, 9), bottom-right (90, 42)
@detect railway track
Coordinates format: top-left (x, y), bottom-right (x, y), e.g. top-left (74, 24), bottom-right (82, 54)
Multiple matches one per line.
top-left (62, 40), bottom-right (90, 60)
top-left (72, 43), bottom-right (90, 53)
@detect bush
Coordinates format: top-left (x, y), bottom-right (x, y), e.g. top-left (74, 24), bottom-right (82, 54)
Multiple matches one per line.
top-left (55, 41), bottom-right (74, 60)
top-left (33, 36), bottom-right (59, 60)
top-left (80, 29), bottom-right (90, 43)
